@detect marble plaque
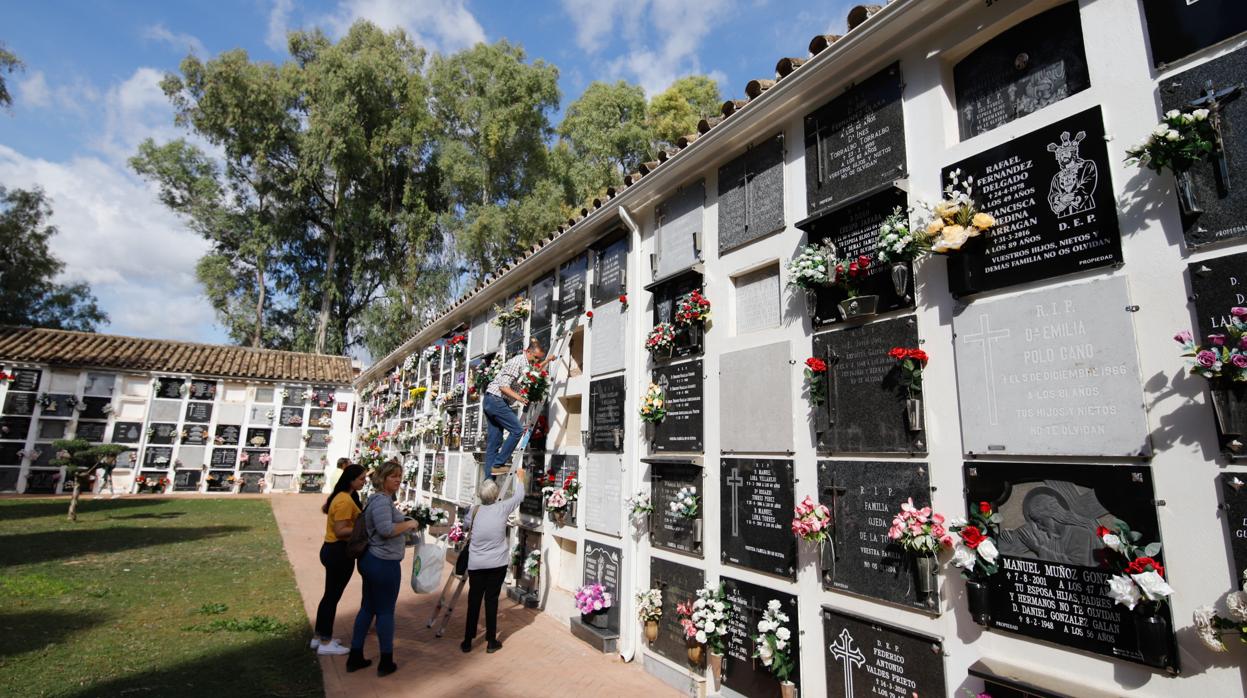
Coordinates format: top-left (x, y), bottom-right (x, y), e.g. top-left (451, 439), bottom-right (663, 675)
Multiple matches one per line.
top-left (80, 396), bottom-right (111, 420)
top-left (531, 272), bottom-right (555, 326)
top-left (215, 424), bottom-right (241, 446)
top-left (655, 181), bottom-right (704, 281)
top-left (649, 557), bottom-right (705, 665)
top-left (25, 469), bottom-right (59, 494)
top-left (116, 400), bottom-right (146, 421)
top-left (0, 468), bottom-right (19, 491)
top-left (83, 373), bottom-right (115, 397)
top-left (559, 253), bottom-right (589, 322)
top-left (240, 472), bottom-right (265, 493)
top-left (582, 541), bottom-right (623, 631)
top-left (279, 406), bottom-right (304, 427)
top-left (210, 448), bottom-right (237, 467)
top-left (150, 400), bottom-right (180, 423)
top-left (185, 402), bottom-right (212, 424)
top-left (41, 394), bottom-right (75, 418)
top-left (952, 276), bottom-right (1150, 457)
top-left (650, 461), bottom-right (702, 556)
top-left (592, 234), bottom-right (628, 307)
top-left (303, 450), bottom-right (327, 472)
top-left (206, 470), bottom-right (233, 491)
top-left (722, 577), bottom-right (800, 698)
top-left (189, 380), bottom-right (216, 401)
top-left (944, 107), bottom-right (1121, 296)
top-left (1188, 250), bottom-right (1247, 337)
top-left (0, 416), bottom-right (31, 441)
top-left (112, 422), bottom-right (143, 444)
top-left (271, 449), bottom-right (298, 471)
top-left (1219, 472), bottom-right (1247, 578)
top-left (3, 392), bottom-right (36, 416)
top-left (254, 387), bottom-right (275, 403)
top-left (590, 299), bottom-right (625, 375)
top-left (155, 378), bottom-right (184, 400)
top-left (1160, 46), bottom-right (1247, 248)
top-left (719, 133), bottom-right (786, 253)
top-left (300, 474), bottom-right (325, 493)
top-left (309, 408), bottom-right (333, 429)
top-left (822, 609), bottom-right (945, 698)
top-left (305, 430), bottom-right (330, 449)
top-left (1143, 0), bottom-right (1247, 67)
top-left (965, 461), bottom-right (1176, 671)
top-left (650, 360), bottom-right (703, 454)
top-left (816, 316), bottom-right (923, 454)
top-left (240, 449), bottom-right (269, 471)
top-left (173, 469), bottom-right (201, 492)
top-left (144, 447), bottom-right (173, 467)
top-left (10, 368), bottom-right (41, 392)
top-left (734, 266), bottom-right (781, 334)
top-left (804, 62), bottom-right (906, 212)
top-left (274, 428), bottom-right (301, 449)
top-left (37, 420), bottom-right (68, 440)
top-left (74, 421), bottom-right (106, 443)
top-left (720, 458), bottom-right (796, 578)
top-left (650, 270), bottom-right (705, 358)
top-left (468, 313), bottom-right (488, 358)
top-left (245, 427), bottom-right (272, 448)
top-left (954, 3), bottom-right (1089, 139)
top-left (589, 376), bottom-right (625, 453)
top-left (458, 453), bottom-right (479, 506)
top-left (818, 460), bottom-right (933, 610)
top-left (182, 425), bottom-right (209, 446)
top-left (583, 453), bottom-right (623, 537)
top-left (178, 445), bottom-right (206, 469)
top-left (148, 423), bottom-right (178, 445)
top-left (0, 443), bottom-right (20, 466)
top-left (720, 344), bottom-right (791, 453)
top-left (442, 453), bottom-right (459, 501)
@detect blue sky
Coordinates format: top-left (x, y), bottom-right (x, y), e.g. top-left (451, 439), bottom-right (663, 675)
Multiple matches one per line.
top-left (0, 0), bottom-right (850, 347)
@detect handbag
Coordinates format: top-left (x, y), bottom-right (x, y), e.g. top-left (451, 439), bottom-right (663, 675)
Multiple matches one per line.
top-left (346, 501), bottom-right (371, 560)
top-left (454, 505), bottom-right (480, 576)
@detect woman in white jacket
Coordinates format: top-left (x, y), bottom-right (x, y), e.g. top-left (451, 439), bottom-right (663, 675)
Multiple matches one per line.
top-left (460, 464), bottom-right (525, 653)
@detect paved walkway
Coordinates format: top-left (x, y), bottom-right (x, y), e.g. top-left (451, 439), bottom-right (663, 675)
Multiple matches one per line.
top-left (271, 495), bottom-right (679, 698)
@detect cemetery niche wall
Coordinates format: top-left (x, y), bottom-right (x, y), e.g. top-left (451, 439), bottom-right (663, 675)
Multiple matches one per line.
top-left (651, 360), bottom-right (703, 453)
top-left (720, 458), bottom-right (796, 578)
top-left (821, 608), bottom-right (946, 698)
top-left (964, 461), bottom-right (1177, 672)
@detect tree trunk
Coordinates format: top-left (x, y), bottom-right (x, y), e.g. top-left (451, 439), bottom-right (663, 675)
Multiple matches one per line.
top-left (68, 478), bottom-right (81, 523)
top-left (315, 236), bottom-right (337, 354)
top-left (252, 262), bottom-right (266, 348)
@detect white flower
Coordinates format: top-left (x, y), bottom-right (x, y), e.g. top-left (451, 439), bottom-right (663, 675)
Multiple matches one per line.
top-left (695, 630), bottom-right (707, 644)
top-left (1193, 108), bottom-right (1210, 121)
top-left (776, 627), bottom-right (791, 641)
top-left (1101, 533), bottom-right (1124, 554)
top-left (1131, 571), bottom-right (1174, 602)
top-left (767, 599), bottom-right (781, 612)
top-left (1228, 591), bottom-right (1247, 623)
top-left (1107, 574), bottom-right (1141, 610)
top-left (775, 639), bottom-right (787, 650)
top-left (704, 621), bottom-right (716, 634)
top-left (1193, 606), bottom-right (1227, 652)
top-left (1165, 129), bottom-right (1181, 142)
top-left (950, 542), bottom-right (976, 570)
top-left (977, 538), bottom-right (999, 565)
top-left (714, 601), bottom-right (725, 612)
top-left (756, 620), bottom-right (768, 633)
top-left (1152, 123), bottom-right (1170, 137)
top-left (1166, 109), bottom-right (1181, 120)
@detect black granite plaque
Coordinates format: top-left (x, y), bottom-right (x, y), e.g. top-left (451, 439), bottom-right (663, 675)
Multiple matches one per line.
top-left (439, 369), bottom-right (453, 397)
top-left (148, 423), bottom-right (178, 445)
top-left (519, 452), bottom-right (545, 518)
top-left (305, 430), bottom-right (330, 449)
top-left (805, 62), bottom-right (906, 213)
top-left (210, 448), bottom-right (237, 467)
top-left (651, 360), bottom-right (703, 453)
top-left (0, 416), bottom-right (31, 441)
top-left (1219, 473), bottom-right (1247, 578)
top-left (531, 272), bottom-right (555, 325)
top-left (41, 394), bottom-right (75, 417)
top-left (183, 424), bottom-right (209, 445)
top-left (818, 460), bottom-right (933, 610)
top-left (650, 461), bottom-right (702, 555)
top-left (144, 446), bottom-right (173, 467)
top-left (185, 402), bottom-right (212, 424)
top-left (649, 557), bottom-right (705, 666)
top-left (75, 421), bottom-right (106, 443)
top-left (1187, 251), bottom-right (1247, 337)
top-left (719, 133), bottom-right (786, 253)
top-left (558, 254), bottom-right (589, 322)
top-left (189, 380), bottom-right (216, 401)
top-left (421, 453), bottom-right (434, 493)
top-left (240, 449), bottom-right (269, 472)
top-left (0, 467), bottom-right (18, 490)
top-left (215, 424), bottom-right (240, 445)
top-left (3, 391), bottom-right (36, 416)
top-left (245, 427), bottom-right (271, 448)
top-left (592, 235), bottom-right (629, 307)
top-left (173, 470), bottom-right (201, 492)
top-left (954, 3), bottom-right (1089, 140)
top-left (311, 386), bottom-right (335, 407)
top-left (815, 316), bottom-right (924, 454)
top-left (964, 461), bottom-right (1177, 671)
top-left (156, 378), bottom-right (184, 399)
top-left (300, 474), bottom-right (325, 493)
top-left (30, 445), bottom-right (54, 467)
top-left (582, 540), bottom-right (622, 632)
top-left (279, 406), bottom-right (304, 427)
top-left (0, 443), bottom-right (21, 465)
top-left (722, 577), bottom-right (800, 698)
top-left (1144, 0), bottom-right (1247, 67)
top-left (944, 106), bottom-right (1121, 296)
top-left (10, 368), bottom-right (41, 392)
top-left (463, 405), bottom-right (482, 449)
top-left (241, 472), bottom-right (265, 493)
top-left (721, 458), bottom-right (796, 578)
top-left (589, 376), bottom-right (626, 453)
top-left (37, 419), bottom-right (68, 440)
top-left (650, 269), bottom-right (705, 358)
top-left (529, 324), bottom-right (551, 358)
top-left (282, 387), bottom-right (304, 406)
top-left (309, 408), bottom-right (333, 429)
top-left (205, 471), bottom-right (233, 491)
top-left (822, 609), bottom-right (945, 698)
top-left (80, 396), bottom-right (111, 420)
top-left (801, 187), bottom-right (912, 324)
top-left (112, 422), bottom-right (142, 444)
top-left (1160, 47), bottom-right (1247, 248)
top-left (25, 469), bottom-right (59, 494)
top-left (504, 323), bottom-right (524, 357)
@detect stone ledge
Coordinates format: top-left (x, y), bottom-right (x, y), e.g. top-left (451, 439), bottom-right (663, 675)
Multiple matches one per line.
top-left (569, 617), bottom-right (619, 654)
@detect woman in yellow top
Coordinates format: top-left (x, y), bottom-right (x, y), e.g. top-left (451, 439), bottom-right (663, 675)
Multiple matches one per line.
top-left (312, 463), bottom-right (366, 655)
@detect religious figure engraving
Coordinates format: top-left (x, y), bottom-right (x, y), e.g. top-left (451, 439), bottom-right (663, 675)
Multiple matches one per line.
top-left (997, 480), bottom-right (1112, 566)
top-left (1047, 130), bottom-right (1097, 218)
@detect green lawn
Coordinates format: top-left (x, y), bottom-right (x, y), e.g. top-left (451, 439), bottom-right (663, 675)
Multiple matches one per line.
top-left (0, 497), bottom-right (323, 697)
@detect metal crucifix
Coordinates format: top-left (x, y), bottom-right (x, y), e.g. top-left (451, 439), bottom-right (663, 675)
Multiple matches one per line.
top-left (1187, 79), bottom-right (1242, 198)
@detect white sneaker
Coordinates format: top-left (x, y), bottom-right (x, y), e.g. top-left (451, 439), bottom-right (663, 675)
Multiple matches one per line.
top-left (310, 637), bottom-right (320, 649)
top-left (317, 639), bottom-right (350, 656)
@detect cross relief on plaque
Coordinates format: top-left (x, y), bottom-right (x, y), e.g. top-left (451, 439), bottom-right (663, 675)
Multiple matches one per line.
top-left (821, 609), bottom-right (945, 698)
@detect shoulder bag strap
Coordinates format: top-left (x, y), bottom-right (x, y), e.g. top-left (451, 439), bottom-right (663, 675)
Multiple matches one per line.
top-left (463, 505), bottom-right (480, 542)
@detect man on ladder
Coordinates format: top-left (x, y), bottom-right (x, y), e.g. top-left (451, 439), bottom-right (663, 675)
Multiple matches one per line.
top-left (482, 337), bottom-right (548, 480)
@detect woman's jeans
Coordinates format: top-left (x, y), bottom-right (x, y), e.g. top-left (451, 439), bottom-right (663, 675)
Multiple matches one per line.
top-left (350, 551), bottom-right (401, 653)
top-left (315, 541), bottom-right (354, 639)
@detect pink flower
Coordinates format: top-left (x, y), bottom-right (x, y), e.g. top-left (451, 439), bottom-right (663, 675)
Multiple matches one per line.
top-left (1197, 350), bottom-right (1219, 368)
top-left (1234, 354), bottom-right (1247, 369)
top-left (931, 524), bottom-right (946, 538)
top-left (887, 525), bottom-right (903, 540)
top-left (900, 498), bottom-right (917, 514)
top-left (1232, 308), bottom-right (1247, 317)
top-left (1174, 330), bottom-right (1193, 344)
top-left (930, 512), bottom-right (945, 525)
top-left (1209, 334), bottom-right (1228, 346)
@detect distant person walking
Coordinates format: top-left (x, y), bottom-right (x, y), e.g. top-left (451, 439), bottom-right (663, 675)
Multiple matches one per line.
top-left (336, 457), bottom-right (351, 470)
top-left (483, 339), bottom-right (547, 479)
top-left (312, 464), bottom-right (366, 656)
top-left (346, 461), bottom-right (419, 677)
top-left (460, 463), bottom-right (526, 654)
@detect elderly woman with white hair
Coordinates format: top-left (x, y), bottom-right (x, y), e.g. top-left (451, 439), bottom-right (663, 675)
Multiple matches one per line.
top-left (460, 463), bottom-right (525, 653)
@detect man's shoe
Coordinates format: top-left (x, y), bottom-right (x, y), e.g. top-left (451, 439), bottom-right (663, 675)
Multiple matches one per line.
top-left (486, 640), bottom-right (503, 653)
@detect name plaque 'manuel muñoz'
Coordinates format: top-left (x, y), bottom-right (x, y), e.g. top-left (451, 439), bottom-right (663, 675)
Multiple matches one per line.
top-left (952, 276), bottom-right (1150, 457)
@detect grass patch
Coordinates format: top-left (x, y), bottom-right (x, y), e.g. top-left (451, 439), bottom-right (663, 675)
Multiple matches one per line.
top-left (0, 497), bottom-right (322, 697)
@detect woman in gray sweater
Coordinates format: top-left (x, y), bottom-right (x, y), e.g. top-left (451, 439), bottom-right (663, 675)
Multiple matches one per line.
top-left (346, 460), bottom-right (418, 677)
top-left (460, 464), bottom-right (525, 653)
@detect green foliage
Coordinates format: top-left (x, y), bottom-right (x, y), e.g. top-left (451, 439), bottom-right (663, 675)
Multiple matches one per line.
top-left (558, 80), bottom-right (651, 200)
top-left (49, 439), bottom-right (130, 478)
top-left (0, 573), bottom-right (75, 598)
top-left (0, 44), bottom-right (20, 109)
top-left (647, 75), bottom-right (721, 148)
top-left (195, 602), bottom-right (229, 615)
top-left (0, 187), bottom-right (108, 331)
top-left (185, 615), bottom-right (288, 634)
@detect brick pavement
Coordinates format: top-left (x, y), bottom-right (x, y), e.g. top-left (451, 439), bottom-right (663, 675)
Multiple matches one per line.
top-left (271, 494), bottom-right (680, 698)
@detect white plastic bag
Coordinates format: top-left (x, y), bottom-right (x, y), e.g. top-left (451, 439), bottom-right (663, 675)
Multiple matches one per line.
top-left (410, 537), bottom-right (446, 593)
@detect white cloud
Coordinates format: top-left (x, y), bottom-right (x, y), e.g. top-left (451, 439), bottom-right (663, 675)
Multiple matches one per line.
top-left (17, 71), bottom-right (51, 108)
top-left (0, 145), bottom-right (219, 342)
top-left (92, 67), bottom-right (203, 166)
top-left (266, 0), bottom-right (295, 53)
top-left (321, 0), bottom-right (486, 53)
top-left (142, 23), bottom-right (207, 56)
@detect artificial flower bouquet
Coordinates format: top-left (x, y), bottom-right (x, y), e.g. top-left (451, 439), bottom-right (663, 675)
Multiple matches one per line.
top-left (1098, 520), bottom-right (1173, 615)
top-left (542, 474), bottom-right (580, 519)
top-left (411, 504), bottom-right (450, 528)
top-left (636, 588), bottom-right (663, 622)
top-left (645, 322), bottom-right (677, 356)
top-left (888, 346), bottom-right (928, 399)
top-left (523, 550), bottom-right (541, 579)
top-left (1126, 108), bottom-right (1215, 176)
top-left (875, 207), bottom-right (929, 264)
top-left (887, 497), bottom-right (953, 555)
top-left (670, 486), bottom-right (699, 519)
top-left (627, 490), bottom-right (653, 518)
top-left (678, 585), bottom-right (731, 653)
top-left (574, 582), bottom-right (614, 616)
top-left (921, 169), bottom-right (995, 253)
top-left (1194, 568), bottom-right (1247, 653)
top-left (1175, 311), bottom-right (1247, 382)
top-left (752, 599), bottom-right (795, 683)
top-left (674, 290), bottom-right (711, 326)
top-left (948, 501), bottom-right (1001, 580)
top-left (828, 254), bottom-right (874, 298)
top-left (791, 495), bottom-right (832, 544)
top-left (639, 382), bottom-right (667, 423)
top-left (517, 362), bottom-right (550, 403)
top-left (786, 242), bottom-right (834, 291)
top-left (803, 356), bottom-right (827, 406)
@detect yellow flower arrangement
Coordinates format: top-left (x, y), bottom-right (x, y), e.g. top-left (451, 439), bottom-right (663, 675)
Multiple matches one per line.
top-left (922, 169), bottom-right (995, 253)
top-left (638, 383), bottom-right (667, 423)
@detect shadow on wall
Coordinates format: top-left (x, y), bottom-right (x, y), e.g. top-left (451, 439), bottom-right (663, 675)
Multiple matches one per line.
top-left (0, 525), bottom-right (250, 567)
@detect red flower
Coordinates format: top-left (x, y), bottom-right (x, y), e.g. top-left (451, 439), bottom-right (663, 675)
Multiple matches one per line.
top-left (619, 294), bottom-right (627, 304)
top-left (1095, 525), bottom-right (1112, 538)
top-left (907, 348), bottom-right (929, 365)
top-left (805, 357), bottom-right (827, 372)
top-left (1126, 557), bottom-right (1164, 577)
top-left (960, 525), bottom-right (986, 548)
top-left (857, 254), bottom-right (871, 269)
top-left (586, 311), bottom-right (594, 319)
top-left (979, 501), bottom-right (992, 515)
top-left (547, 472), bottom-right (557, 483)
top-left (888, 347), bottom-right (907, 360)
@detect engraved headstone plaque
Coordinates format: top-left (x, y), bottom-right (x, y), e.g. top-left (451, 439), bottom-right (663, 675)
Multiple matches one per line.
top-left (965, 461), bottom-right (1176, 671)
top-left (0, 468), bottom-right (19, 490)
top-left (10, 368), bottom-right (42, 392)
top-left (185, 402), bottom-right (212, 424)
top-left (531, 272), bottom-right (555, 325)
top-left (590, 300), bottom-right (625, 375)
top-left (41, 394), bottom-right (75, 418)
top-left (182, 424), bottom-right (209, 446)
top-left (0, 416), bottom-right (31, 441)
top-left (822, 609), bottom-right (946, 698)
top-left (944, 106), bottom-right (1121, 296)
top-left (954, 3), bottom-right (1089, 139)
top-left (112, 422), bottom-right (142, 444)
top-left (559, 254), bottom-right (589, 323)
top-left (652, 360), bottom-right (703, 453)
top-left (804, 62), bottom-right (906, 213)
top-left (282, 387), bottom-right (304, 406)
top-left (3, 392), bottom-right (36, 416)
top-left (150, 400), bottom-right (180, 422)
top-left (275, 427), bottom-right (301, 450)
top-left (815, 316), bottom-right (924, 454)
top-left (189, 380), bottom-right (216, 401)
top-left (818, 460), bottom-right (933, 610)
top-left (650, 270), bottom-right (705, 358)
top-left (1189, 250), bottom-right (1247, 337)
top-left (144, 446), bottom-right (173, 467)
top-left (649, 557), bottom-right (705, 665)
top-left (300, 474), bottom-right (325, 493)
top-left (206, 471), bottom-right (233, 491)
top-left (309, 408), bottom-right (332, 429)
top-left (0, 443), bottom-right (20, 466)
top-left (519, 452), bottom-right (545, 520)
top-left (148, 423), bottom-right (178, 445)
top-left (311, 387), bottom-right (334, 407)
top-left (655, 181), bottom-right (704, 281)
top-left (25, 470), bottom-right (59, 494)
top-left (240, 449), bottom-right (269, 471)
top-left (720, 345), bottom-right (791, 453)
top-left (305, 430), bottom-right (330, 449)
top-left (241, 472), bottom-right (265, 493)
top-left (720, 458), bottom-right (797, 578)
top-left (74, 421), bottom-right (107, 443)
top-left (279, 407), bottom-right (304, 427)
top-left (952, 276), bottom-right (1150, 457)
top-left (583, 453), bottom-right (623, 537)
top-left (650, 461), bottom-right (702, 556)
top-left (173, 470), bottom-right (201, 492)
top-left (582, 541), bottom-right (623, 632)
top-left (156, 378), bottom-right (184, 399)
top-left (722, 577), bottom-right (800, 698)
top-left (210, 448), bottom-right (238, 467)
top-left (589, 376), bottom-right (625, 453)
top-left (421, 453), bottom-right (434, 493)
top-left (734, 266), bottom-right (780, 334)
top-left (1143, 0), bottom-right (1247, 67)
top-left (719, 133), bottom-right (786, 252)
top-left (80, 396), bottom-right (111, 420)
top-left (458, 453), bottom-right (478, 506)
top-left (1219, 472), bottom-right (1247, 577)
top-left (37, 420), bottom-right (67, 440)
top-left (215, 424), bottom-right (240, 446)
top-left (245, 427), bottom-right (271, 448)
top-left (592, 234), bottom-right (628, 307)
top-left (83, 373), bottom-right (115, 397)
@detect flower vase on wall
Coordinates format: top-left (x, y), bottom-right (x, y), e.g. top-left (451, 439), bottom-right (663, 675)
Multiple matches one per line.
top-left (1133, 613), bottom-right (1170, 668)
top-left (912, 553), bottom-right (938, 607)
top-left (890, 262), bottom-right (910, 299)
top-left (644, 619), bottom-right (659, 644)
top-left (905, 397), bottom-right (923, 432)
top-left (708, 651), bottom-right (723, 690)
top-left (965, 580), bottom-right (990, 625)
top-left (1175, 169), bottom-right (1202, 217)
